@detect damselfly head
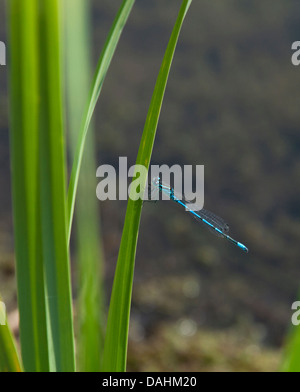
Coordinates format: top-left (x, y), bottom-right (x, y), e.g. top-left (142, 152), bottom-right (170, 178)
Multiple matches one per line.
top-left (152, 176), bottom-right (161, 186)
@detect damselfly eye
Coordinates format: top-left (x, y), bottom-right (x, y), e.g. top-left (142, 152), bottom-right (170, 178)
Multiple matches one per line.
top-left (152, 176), bottom-right (160, 186)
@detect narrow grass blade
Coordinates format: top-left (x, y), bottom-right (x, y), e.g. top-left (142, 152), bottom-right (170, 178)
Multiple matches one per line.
top-left (64, 0), bottom-right (104, 372)
top-left (0, 324), bottom-right (22, 372)
top-left (67, 0), bottom-right (135, 241)
top-left (102, 0), bottom-right (193, 372)
top-left (8, 0), bottom-right (50, 372)
top-left (39, 0), bottom-right (75, 372)
top-left (0, 297), bottom-right (22, 372)
top-left (282, 334), bottom-right (300, 372)
top-left (282, 311), bottom-right (300, 372)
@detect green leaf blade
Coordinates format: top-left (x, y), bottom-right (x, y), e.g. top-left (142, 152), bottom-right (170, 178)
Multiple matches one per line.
top-left (64, 0), bottom-right (105, 372)
top-left (67, 0), bottom-right (136, 241)
top-left (8, 0), bottom-right (50, 372)
top-left (0, 299), bottom-right (22, 372)
top-left (39, 0), bottom-right (75, 372)
top-left (102, 0), bottom-right (193, 372)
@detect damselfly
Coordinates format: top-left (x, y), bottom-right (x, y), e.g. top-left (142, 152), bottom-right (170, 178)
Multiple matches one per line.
top-left (150, 177), bottom-right (248, 253)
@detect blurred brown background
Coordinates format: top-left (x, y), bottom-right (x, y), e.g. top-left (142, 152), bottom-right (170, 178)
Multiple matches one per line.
top-left (1, 0), bottom-right (300, 371)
